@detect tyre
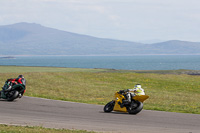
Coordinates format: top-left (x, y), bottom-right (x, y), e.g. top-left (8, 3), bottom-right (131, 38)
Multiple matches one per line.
top-left (104, 101), bottom-right (115, 112)
top-left (7, 90), bottom-right (19, 101)
top-left (127, 101), bottom-right (143, 114)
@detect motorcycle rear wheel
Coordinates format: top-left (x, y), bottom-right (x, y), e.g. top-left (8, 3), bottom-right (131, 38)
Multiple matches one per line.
top-left (127, 101), bottom-right (143, 114)
top-left (104, 101), bottom-right (115, 112)
top-left (7, 90), bottom-right (19, 101)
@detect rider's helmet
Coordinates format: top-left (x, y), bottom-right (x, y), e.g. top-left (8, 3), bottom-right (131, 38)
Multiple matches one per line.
top-left (18, 75), bottom-right (24, 78)
top-left (135, 84), bottom-right (141, 88)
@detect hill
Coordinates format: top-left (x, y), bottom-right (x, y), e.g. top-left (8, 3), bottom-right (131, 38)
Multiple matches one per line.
top-left (0, 22), bottom-right (200, 55)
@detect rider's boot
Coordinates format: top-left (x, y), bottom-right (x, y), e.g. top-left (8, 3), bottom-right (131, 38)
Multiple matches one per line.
top-left (120, 99), bottom-right (129, 108)
top-left (18, 93), bottom-right (22, 98)
top-left (123, 99), bottom-right (129, 103)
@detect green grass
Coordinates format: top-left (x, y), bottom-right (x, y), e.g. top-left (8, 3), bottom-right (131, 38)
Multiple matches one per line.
top-left (0, 124), bottom-right (95, 133)
top-left (0, 66), bottom-right (200, 114)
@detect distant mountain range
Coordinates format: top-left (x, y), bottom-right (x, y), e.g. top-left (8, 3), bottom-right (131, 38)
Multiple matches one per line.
top-left (0, 22), bottom-right (200, 55)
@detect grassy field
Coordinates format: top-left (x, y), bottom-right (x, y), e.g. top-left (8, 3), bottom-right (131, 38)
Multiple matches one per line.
top-left (0, 124), bottom-right (95, 133)
top-left (0, 66), bottom-right (200, 114)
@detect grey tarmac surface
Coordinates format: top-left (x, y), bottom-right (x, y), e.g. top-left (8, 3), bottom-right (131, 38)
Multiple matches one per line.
top-left (0, 96), bottom-right (200, 133)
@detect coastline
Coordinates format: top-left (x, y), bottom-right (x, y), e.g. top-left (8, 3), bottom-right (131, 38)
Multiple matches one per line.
top-left (0, 56), bottom-right (16, 59)
top-left (1, 54), bottom-right (200, 57)
top-left (1, 55), bottom-right (200, 71)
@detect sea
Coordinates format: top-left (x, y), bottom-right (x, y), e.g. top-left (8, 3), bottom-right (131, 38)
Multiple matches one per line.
top-left (0, 55), bottom-right (200, 70)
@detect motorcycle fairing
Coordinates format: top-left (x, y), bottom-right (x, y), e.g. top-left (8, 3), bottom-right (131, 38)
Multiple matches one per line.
top-left (133, 95), bottom-right (149, 103)
top-left (113, 92), bottom-right (149, 112)
top-left (113, 92), bottom-right (127, 112)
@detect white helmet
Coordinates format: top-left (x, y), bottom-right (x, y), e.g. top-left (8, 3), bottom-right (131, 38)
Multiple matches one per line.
top-left (135, 84), bottom-right (141, 88)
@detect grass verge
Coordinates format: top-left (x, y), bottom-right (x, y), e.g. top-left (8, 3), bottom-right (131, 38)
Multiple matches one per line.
top-left (0, 66), bottom-right (200, 114)
top-left (0, 124), bottom-right (95, 133)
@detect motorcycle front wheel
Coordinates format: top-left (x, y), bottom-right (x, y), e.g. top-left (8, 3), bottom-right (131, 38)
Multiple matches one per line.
top-left (127, 101), bottom-right (143, 114)
top-left (104, 101), bottom-right (115, 112)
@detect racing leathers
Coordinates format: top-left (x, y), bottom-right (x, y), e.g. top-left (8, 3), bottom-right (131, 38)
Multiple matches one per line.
top-left (119, 86), bottom-right (145, 103)
top-left (126, 87), bottom-right (145, 102)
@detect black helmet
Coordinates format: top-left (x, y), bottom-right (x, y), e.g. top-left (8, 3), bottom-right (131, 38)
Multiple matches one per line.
top-left (18, 75), bottom-right (24, 78)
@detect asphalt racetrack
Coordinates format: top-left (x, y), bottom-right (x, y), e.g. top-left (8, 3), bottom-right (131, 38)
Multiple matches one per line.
top-left (0, 96), bottom-right (200, 133)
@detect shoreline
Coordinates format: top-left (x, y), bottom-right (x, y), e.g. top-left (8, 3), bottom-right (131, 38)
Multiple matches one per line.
top-left (1, 54), bottom-right (200, 57)
top-left (1, 65), bottom-right (200, 75)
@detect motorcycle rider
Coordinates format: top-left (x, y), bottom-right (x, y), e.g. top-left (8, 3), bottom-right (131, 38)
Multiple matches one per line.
top-left (0, 75), bottom-right (26, 98)
top-left (119, 84), bottom-right (145, 103)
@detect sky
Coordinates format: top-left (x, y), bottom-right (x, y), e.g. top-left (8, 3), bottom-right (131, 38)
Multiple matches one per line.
top-left (1, 0), bottom-right (200, 43)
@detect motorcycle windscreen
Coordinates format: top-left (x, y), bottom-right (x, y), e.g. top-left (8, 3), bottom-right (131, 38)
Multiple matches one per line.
top-left (133, 95), bottom-right (149, 103)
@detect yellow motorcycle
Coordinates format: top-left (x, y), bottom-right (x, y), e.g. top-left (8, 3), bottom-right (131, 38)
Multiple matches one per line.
top-left (104, 91), bottom-right (149, 114)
